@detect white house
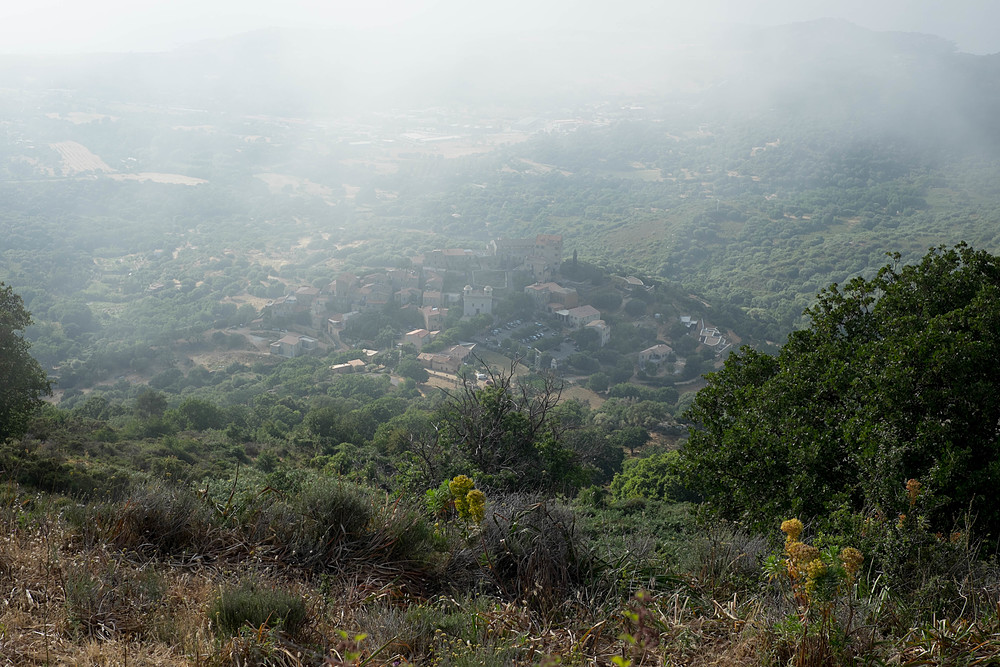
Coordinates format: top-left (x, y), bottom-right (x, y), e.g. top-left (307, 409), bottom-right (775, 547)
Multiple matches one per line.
top-left (585, 319), bottom-right (611, 347)
top-left (557, 305), bottom-right (601, 328)
top-left (462, 285), bottom-right (494, 318)
top-left (639, 343), bottom-right (674, 368)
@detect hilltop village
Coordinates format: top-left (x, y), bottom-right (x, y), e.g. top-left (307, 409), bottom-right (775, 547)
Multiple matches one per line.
top-left (253, 234), bottom-right (732, 389)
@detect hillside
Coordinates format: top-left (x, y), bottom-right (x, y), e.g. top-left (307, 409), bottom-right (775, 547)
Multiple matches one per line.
top-left (4, 16), bottom-right (1000, 665)
top-left (5, 247), bottom-right (1000, 664)
top-left (4, 21), bottom-right (1000, 388)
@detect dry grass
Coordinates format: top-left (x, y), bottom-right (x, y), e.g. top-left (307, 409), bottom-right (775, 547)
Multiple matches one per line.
top-left (560, 384), bottom-right (605, 408)
top-left (0, 490), bottom-right (723, 666)
top-left (5, 482), bottom-right (998, 665)
top-left (0, 512), bottom-right (886, 665)
top-left (0, 514), bottom-right (213, 665)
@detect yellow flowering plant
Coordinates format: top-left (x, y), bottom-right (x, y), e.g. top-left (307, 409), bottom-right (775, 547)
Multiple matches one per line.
top-left (445, 474), bottom-right (487, 526)
top-left (764, 518), bottom-right (866, 664)
top-left (767, 518), bottom-right (864, 608)
top-left (449, 475), bottom-right (475, 520)
top-left (466, 489), bottom-right (486, 524)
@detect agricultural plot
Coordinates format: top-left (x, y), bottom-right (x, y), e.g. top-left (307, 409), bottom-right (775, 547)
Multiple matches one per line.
top-left (48, 140), bottom-right (114, 174)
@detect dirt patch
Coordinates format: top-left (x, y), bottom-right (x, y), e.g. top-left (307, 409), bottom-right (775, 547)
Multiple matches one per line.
top-left (560, 384), bottom-right (605, 408)
top-left (109, 172), bottom-right (207, 185)
top-left (222, 293), bottom-right (271, 310)
top-left (187, 347), bottom-right (270, 371)
top-left (472, 350), bottom-right (529, 376)
top-left (424, 370), bottom-right (462, 392)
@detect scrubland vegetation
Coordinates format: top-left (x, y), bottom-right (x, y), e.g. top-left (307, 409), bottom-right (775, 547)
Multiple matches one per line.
top-left (5, 19), bottom-right (1000, 665)
top-left (4, 247), bottom-right (1000, 665)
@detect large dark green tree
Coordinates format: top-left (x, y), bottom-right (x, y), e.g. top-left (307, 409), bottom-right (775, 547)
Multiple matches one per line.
top-left (0, 284), bottom-right (51, 442)
top-left (681, 245), bottom-right (1000, 534)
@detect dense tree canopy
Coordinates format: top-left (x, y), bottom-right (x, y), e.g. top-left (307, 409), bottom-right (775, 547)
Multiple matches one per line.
top-left (681, 245), bottom-right (1000, 535)
top-left (0, 284), bottom-right (51, 442)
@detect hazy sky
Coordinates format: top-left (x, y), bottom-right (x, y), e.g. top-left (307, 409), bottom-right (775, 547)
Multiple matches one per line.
top-left (2, 0), bottom-right (998, 56)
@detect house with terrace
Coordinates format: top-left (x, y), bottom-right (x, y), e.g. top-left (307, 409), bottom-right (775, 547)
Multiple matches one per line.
top-left (638, 343), bottom-right (674, 369)
top-left (417, 343), bottom-right (474, 374)
top-left (270, 334), bottom-right (318, 359)
top-left (557, 304), bottom-right (601, 328)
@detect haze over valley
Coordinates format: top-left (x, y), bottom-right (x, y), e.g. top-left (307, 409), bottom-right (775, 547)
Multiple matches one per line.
top-left (4, 4), bottom-right (1000, 664)
top-left (6, 17), bottom-right (1000, 387)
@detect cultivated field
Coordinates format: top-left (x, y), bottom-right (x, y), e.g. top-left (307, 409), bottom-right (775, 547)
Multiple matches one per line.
top-left (48, 141), bottom-right (114, 174)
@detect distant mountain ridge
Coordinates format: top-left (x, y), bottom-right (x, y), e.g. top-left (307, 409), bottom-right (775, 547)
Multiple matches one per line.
top-left (0, 20), bottom-right (997, 143)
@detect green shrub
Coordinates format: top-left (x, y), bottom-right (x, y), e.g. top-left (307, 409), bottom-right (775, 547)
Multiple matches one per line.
top-left (576, 496), bottom-right (697, 581)
top-left (474, 494), bottom-right (594, 611)
top-left (253, 476), bottom-right (373, 568)
top-left (245, 475), bottom-right (434, 571)
top-left (209, 582), bottom-right (307, 637)
top-left (0, 440), bottom-right (108, 497)
top-left (832, 480), bottom-right (995, 622)
top-left (682, 245), bottom-right (1000, 537)
top-left (108, 483), bottom-right (217, 556)
top-left (610, 451), bottom-right (700, 503)
top-left (368, 492), bottom-right (436, 565)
